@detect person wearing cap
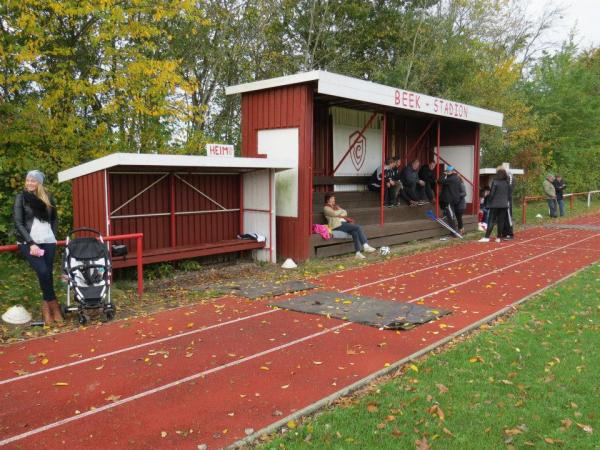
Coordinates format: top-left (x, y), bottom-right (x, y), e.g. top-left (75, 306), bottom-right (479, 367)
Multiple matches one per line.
top-left (543, 174), bottom-right (558, 218)
top-left (13, 170), bottom-right (63, 325)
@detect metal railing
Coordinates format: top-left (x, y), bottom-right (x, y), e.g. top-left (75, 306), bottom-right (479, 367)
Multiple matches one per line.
top-left (0, 233), bottom-right (144, 297)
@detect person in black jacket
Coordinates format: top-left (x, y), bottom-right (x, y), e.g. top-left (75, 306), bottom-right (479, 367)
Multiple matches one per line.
top-left (419, 161), bottom-right (436, 202)
top-left (401, 159), bottom-right (427, 205)
top-left (368, 158), bottom-right (395, 207)
top-left (390, 158), bottom-right (417, 206)
top-left (502, 168), bottom-right (516, 239)
top-left (479, 168), bottom-right (511, 242)
top-left (553, 175), bottom-right (566, 217)
top-left (439, 166), bottom-right (462, 232)
top-left (13, 170), bottom-right (63, 325)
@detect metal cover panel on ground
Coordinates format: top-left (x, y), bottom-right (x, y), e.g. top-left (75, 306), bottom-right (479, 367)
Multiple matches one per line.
top-left (272, 291), bottom-right (451, 330)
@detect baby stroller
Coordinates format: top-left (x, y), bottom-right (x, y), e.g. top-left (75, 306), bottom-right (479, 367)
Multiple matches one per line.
top-left (62, 228), bottom-right (115, 324)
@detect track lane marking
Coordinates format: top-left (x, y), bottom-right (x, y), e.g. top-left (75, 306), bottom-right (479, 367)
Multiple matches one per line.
top-left (341, 229), bottom-right (565, 293)
top-left (0, 229), bottom-right (572, 385)
top-left (0, 322), bottom-right (350, 447)
top-left (401, 234), bottom-right (599, 304)
top-left (0, 309), bottom-right (279, 386)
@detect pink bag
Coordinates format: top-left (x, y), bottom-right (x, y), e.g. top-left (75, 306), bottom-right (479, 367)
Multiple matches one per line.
top-left (312, 224), bottom-right (331, 240)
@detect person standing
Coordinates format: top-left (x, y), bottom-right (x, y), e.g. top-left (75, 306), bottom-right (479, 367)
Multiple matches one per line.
top-left (479, 168), bottom-right (511, 242)
top-left (543, 174), bottom-right (558, 218)
top-left (439, 166), bottom-right (462, 233)
top-left (457, 176), bottom-right (467, 235)
top-left (502, 167), bottom-right (516, 239)
top-left (553, 175), bottom-right (566, 217)
top-left (323, 193), bottom-right (376, 259)
top-left (13, 170), bottom-right (63, 325)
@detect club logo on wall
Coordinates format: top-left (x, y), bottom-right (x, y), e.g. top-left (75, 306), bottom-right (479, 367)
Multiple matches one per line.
top-left (349, 130), bottom-right (367, 172)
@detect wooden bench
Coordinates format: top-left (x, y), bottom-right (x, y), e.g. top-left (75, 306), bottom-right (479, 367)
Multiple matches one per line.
top-left (111, 239), bottom-right (265, 268)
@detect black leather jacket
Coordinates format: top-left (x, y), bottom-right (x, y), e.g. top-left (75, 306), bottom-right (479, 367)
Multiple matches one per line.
top-left (13, 192), bottom-right (58, 244)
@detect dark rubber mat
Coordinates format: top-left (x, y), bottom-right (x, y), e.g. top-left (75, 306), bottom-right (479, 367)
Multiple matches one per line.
top-left (194, 279), bottom-right (318, 299)
top-left (272, 291), bottom-right (451, 330)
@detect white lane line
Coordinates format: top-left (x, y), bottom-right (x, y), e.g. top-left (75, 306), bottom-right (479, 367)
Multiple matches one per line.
top-left (515, 243), bottom-right (600, 253)
top-left (405, 234), bottom-right (599, 304)
top-left (0, 322), bottom-right (350, 447)
top-left (341, 229), bottom-right (565, 293)
top-left (1, 231), bottom-right (562, 384)
top-left (0, 309), bottom-right (279, 386)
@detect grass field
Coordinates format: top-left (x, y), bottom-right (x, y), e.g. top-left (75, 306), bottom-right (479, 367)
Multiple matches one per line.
top-left (259, 263), bottom-right (600, 450)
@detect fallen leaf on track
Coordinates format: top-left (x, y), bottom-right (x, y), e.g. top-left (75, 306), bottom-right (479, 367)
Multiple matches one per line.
top-left (53, 382), bottom-right (69, 387)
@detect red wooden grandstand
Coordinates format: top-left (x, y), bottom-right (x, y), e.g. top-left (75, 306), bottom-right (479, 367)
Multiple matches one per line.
top-left (226, 71), bottom-right (504, 261)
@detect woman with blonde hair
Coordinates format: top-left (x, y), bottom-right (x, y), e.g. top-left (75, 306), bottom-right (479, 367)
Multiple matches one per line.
top-left (13, 170), bottom-right (63, 325)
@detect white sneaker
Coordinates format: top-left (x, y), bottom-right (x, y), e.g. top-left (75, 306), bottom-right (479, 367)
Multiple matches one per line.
top-left (363, 244), bottom-right (376, 253)
top-left (355, 251), bottom-right (366, 259)
top-left (495, 238), bottom-right (501, 243)
top-left (478, 237), bottom-right (490, 243)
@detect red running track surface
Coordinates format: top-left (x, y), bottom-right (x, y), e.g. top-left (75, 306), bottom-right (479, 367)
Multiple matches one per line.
top-left (1, 217), bottom-right (599, 449)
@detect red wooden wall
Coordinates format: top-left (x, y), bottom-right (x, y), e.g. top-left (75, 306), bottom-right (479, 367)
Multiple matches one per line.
top-left (241, 85), bottom-right (314, 262)
top-left (108, 173), bottom-right (240, 252)
top-left (72, 170), bottom-right (108, 235)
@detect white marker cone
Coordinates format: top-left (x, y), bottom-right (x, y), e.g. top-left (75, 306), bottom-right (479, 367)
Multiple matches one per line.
top-left (281, 258), bottom-right (297, 269)
top-left (2, 305), bottom-right (32, 325)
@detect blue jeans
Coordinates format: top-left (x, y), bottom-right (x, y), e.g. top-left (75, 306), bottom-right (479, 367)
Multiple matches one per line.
top-left (547, 199), bottom-right (558, 218)
top-left (557, 199), bottom-right (565, 217)
top-left (19, 243), bottom-right (57, 301)
top-left (336, 222), bottom-right (368, 252)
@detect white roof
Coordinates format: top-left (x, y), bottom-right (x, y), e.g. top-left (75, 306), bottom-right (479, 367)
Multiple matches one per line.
top-left (226, 70), bottom-right (503, 127)
top-left (480, 168), bottom-right (525, 175)
top-left (58, 152), bottom-right (294, 182)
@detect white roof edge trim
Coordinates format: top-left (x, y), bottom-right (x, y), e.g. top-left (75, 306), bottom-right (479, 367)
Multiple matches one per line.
top-left (225, 70), bottom-right (503, 127)
top-left (224, 70), bottom-right (321, 95)
top-left (57, 153), bottom-right (295, 182)
top-left (480, 168), bottom-right (525, 175)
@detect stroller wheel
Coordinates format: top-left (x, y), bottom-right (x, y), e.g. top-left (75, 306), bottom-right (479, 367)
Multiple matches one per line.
top-left (60, 303), bottom-right (69, 317)
top-left (78, 314), bottom-right (88, 326)
top-left (104, 307), bottom-right (116, 322)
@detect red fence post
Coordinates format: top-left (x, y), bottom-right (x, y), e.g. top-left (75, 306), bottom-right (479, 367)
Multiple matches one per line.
top-left (136, 235), bottom-right (143, 297)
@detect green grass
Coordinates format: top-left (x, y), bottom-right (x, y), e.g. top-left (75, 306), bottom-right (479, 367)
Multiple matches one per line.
top-left (260, 263), bottom-right (600, 450)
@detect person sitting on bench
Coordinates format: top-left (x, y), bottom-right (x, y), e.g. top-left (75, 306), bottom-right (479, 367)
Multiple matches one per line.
top-left (390, 158), bottom-right (417, 206)
top-left (368, 158), bottom-right (395, 207)
top-left (401, 159), bottom-right (428, 205)
top-left (419, 161), bottom-right (436, 203)
top-left (323, 193), bottom-right (376, 259)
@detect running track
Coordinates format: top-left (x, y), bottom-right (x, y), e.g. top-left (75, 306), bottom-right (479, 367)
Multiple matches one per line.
top-left (1, 215), bottom-right (599, 449)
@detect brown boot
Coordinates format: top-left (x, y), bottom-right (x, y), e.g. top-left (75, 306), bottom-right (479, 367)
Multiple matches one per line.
top-left (47, 300), bottom-right (64, 326)
top-left (42, 301), bottom-right (54, 326)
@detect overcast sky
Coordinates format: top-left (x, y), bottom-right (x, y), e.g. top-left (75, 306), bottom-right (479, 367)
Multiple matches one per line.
top-left (526, 0), bottom-right (600, 50)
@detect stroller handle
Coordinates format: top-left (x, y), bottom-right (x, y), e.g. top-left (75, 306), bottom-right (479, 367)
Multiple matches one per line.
top-left (68, 227), bottom-right (103, 236)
